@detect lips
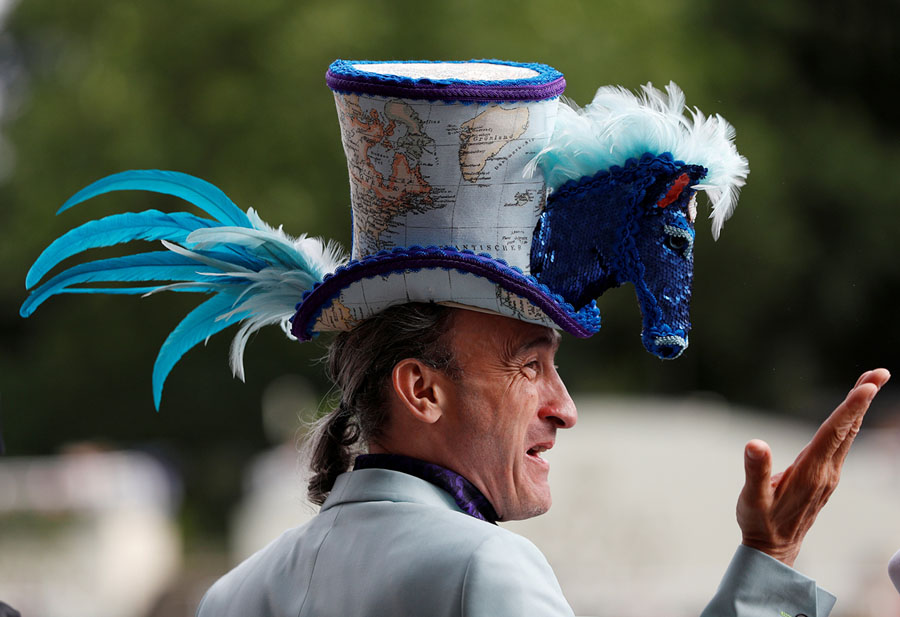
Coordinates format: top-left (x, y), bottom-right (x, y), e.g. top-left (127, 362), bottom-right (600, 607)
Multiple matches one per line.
top-left (526, 441), bottom-right (553, 461)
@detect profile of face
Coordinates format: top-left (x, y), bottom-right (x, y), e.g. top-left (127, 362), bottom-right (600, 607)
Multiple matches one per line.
top-left (435, 310), bottom-right (577, 521)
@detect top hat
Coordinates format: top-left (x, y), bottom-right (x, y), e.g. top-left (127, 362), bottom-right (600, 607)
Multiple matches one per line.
top-left (21, 59), bottom-right (748, 407)
top-left (291, 59), bottom-right (601, 341)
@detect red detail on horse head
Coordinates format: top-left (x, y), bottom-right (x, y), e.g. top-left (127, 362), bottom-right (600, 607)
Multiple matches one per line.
top-left (656, 173), bottom-right (691, 209)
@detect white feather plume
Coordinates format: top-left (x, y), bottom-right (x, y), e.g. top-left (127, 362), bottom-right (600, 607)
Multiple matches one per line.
top-left (530, 82), bottom-right (749, 239)
top-left (186, 212), bottom-right (346, 381)
top-left (153, 211), bottom-right (347, 382)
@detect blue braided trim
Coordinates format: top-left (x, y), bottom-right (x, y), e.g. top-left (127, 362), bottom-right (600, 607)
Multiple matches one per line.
top-left (551, 152), bottom-right (708, 201)
top-left (326, 59), bottom-right (566, 102)
top-left (290, 246), bottom-right (601, 341)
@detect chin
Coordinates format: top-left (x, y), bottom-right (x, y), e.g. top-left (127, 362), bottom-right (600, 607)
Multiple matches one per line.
top-left (501, 489), bottom-right (552, 522)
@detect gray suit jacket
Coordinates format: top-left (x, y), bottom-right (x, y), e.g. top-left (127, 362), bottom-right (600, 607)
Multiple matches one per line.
top-left (197, 468), bottom-right (835, 617)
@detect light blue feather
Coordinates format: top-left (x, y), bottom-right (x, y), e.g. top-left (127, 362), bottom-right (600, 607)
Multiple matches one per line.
top-left (59, 170), bottom-right (253, 228)
top-left (55, 286), bottom-right (205, 295)
top-left (187, 227), bottom-right (310, 271)
top-left (23, 170), bottom-right (347, 410)
top-left (246, 208), bottom-right (341, 278)
top-left (55, 286), bottom-right (160, 295)
top-left (152, 293), bottom-right (249, 409)
top-left (532, 85), bottom-right (748, 239)
top-left (20, 252), bottom-right (231, 317)
top-left (26, 210), bottom-right (218, 288)
top-left (193, 246), bottom-right (269, 273)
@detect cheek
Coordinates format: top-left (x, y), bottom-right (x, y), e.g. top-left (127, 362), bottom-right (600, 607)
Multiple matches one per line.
top-left (505, 390), bottom-right (541, 447)
top-left (457, 378), bottom-right (539, 457)
top-left (452, 389), bottom-right (503, 445)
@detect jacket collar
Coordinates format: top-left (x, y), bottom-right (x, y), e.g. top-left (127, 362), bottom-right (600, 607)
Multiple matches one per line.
top-left (352, 454), bottom-right (499, 523)
top-left (322, 467), bottom-right (465, 515)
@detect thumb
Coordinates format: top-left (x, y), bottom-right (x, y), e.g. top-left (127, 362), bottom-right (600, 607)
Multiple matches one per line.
top-left (742, 439), bottom-right (773, 505)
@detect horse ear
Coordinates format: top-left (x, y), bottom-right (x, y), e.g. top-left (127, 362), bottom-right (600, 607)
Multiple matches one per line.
top-left (687, 195), bottom-right (698, 223)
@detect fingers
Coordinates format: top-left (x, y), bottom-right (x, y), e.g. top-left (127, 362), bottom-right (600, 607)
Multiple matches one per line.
top-left (809, 369), bottom-right (890, 462)
top-left (741, 439), bottom-right (773, 506)
top-left (736, 370), bottom-right (890, 569)
top-left (830, 382), bottom-right (878, 465)
top-left (860, 367), bottom-right (891, 390)
top-left (810, 387), bottom-right (865, 462)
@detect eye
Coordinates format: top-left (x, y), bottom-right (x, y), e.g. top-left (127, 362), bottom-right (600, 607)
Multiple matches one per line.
top-left (662, 224), bottom-right (693, 259)
top-left (523, 360), bottom-right (541, 376)
top-left (665, 235), bottom-right (688, 251)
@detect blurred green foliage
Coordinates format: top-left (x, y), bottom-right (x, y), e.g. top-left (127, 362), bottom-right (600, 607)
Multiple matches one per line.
top-left (0, 0), bottom-right (897, 539)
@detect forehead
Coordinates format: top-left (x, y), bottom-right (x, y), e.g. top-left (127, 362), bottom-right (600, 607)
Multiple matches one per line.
top-left (448, 309), bottom-right (561, 359)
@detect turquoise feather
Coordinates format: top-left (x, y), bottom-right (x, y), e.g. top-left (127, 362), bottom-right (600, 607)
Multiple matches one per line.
top-left (188, 227), bottom-right (312, 272)
top-left (59, 170), bottom-right (252, 228)
top-left (23, 169), bottom-right (347, 409)
top-left (26, 210), bottom-right (218, 288)
top-left (20, 252), bottom-right (230, 317)
top-left (54, 285), bottom-right (205, 295)
top-left (152, 293), bottom-right (249, 409)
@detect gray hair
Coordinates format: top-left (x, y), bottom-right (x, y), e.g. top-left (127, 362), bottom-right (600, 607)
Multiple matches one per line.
top-left (306, 303), bottom-right (458, 505)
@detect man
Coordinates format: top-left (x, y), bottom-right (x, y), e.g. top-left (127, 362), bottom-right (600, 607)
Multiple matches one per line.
top-left (193, 302), bottom-right (888, 616)
top-left (22, 60), bottom-right (887, 615)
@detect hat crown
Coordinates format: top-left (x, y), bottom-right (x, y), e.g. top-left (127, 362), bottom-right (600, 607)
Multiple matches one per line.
top-left (328, 60), bottom-right (564, 274)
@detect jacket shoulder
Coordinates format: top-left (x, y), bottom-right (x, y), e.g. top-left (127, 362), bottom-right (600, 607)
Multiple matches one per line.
top-left (460, 529), bottom-right (574, 616)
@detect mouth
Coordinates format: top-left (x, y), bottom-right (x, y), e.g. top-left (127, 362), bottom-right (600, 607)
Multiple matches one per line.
top-left (526, 442), bottom-right (553, 466)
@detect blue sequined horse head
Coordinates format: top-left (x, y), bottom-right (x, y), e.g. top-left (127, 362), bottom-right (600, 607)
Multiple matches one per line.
top-left (530, 152), bottom-right (707, 359)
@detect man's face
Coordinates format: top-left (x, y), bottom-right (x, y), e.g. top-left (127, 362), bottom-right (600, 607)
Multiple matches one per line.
top-left (437, 310), bottom-right (577, 521)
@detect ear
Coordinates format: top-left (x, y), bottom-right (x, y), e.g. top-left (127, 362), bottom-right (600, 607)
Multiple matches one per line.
top-left (391, 359), bottom-right (451, 425)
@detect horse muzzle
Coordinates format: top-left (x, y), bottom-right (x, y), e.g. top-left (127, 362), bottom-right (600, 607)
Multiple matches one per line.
top-left (644, 332), bottom-right (688, 360)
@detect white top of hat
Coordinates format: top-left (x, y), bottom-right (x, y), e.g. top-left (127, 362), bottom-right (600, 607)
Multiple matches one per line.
top-left (352, 62), bottom-right (540, 82)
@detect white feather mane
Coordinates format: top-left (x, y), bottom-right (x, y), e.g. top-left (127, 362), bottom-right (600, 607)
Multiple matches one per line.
top-left (529, 82), bottom-right (749, 239)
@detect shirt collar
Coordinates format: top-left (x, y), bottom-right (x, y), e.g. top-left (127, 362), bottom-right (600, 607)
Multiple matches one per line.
top-left (353, 453), bottom-right (498, 524)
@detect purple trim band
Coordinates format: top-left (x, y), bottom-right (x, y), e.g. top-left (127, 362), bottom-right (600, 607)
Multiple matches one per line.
top-left (326, 59), bottom-right (566, 102)
top-left (289, 247), bottom-right (601, 341)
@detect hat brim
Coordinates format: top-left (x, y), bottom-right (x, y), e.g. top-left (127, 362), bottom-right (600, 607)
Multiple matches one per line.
top-left (290, 246), bottom-right (601, 341)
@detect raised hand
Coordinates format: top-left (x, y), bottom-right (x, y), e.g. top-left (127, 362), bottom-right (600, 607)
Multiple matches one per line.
top-left (736, 368), bottom-right (890, 566)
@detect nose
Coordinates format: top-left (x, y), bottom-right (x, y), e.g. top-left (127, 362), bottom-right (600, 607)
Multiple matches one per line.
top-left (538, 368), bottom-right (577, 429)
top-left (644, 332), bottom-right (688, 360)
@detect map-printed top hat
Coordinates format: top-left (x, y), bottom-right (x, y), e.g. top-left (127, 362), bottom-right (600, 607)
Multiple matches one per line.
top-left (292, 59), bottom-right (601, 340)
top-left (21, 59), bottom-right (748, 408)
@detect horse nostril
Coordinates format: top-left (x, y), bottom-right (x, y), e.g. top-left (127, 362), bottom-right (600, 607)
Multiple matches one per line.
top-left (649, 335), bottom-right (688, 360)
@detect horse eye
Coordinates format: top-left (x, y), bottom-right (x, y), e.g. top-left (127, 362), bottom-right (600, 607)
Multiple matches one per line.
top-left (665, 235), bottom-right (688, 252)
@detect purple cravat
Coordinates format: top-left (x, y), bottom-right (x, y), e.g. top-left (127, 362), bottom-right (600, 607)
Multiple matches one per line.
top-left (353, 453), bottom-right (499, 524)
